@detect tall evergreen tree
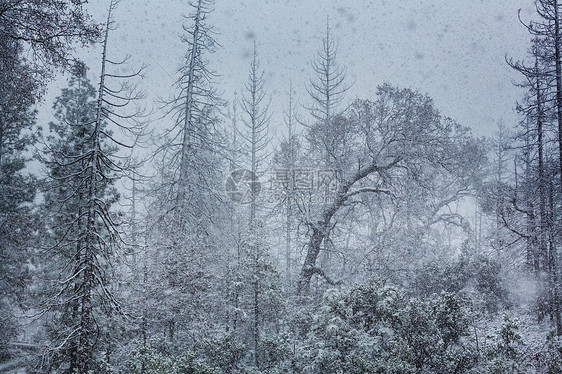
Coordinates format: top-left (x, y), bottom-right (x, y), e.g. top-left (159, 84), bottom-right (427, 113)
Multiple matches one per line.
top-left (0, 40), bottom-right (37, 361)
top-left (0, 0), bottom-right (99, 363)
top-left (40, 61), bottom-right (116, 372)
top-left (0, 0), bottom-right (100, 98)
top-left (39, 1), bottom-right (144, 371)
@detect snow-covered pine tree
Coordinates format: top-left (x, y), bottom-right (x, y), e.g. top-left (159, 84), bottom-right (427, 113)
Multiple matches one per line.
top-left (0, 35), bottom-right (38, 361)
top-left (39, 1), bottom-right (144, 371)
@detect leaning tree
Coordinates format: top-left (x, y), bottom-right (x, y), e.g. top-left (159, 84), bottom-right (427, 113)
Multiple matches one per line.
top-left (297, 85), bottom-right (488, 295)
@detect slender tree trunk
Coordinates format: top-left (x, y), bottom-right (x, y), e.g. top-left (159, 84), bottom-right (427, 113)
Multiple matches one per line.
top-left (77, 9), bottom-right (111, 372)
top-left (523, 123), bottom-right (541, 276)
top-left (141, 258), bottom-right (147, 373)
top-left (537, 64), bottom-right (549, 302)
top-left (227, 98), bottom-right (239, 333)
top-left (286, 197), bottom-right (292, 285)
top-left (551, 0), bottom-right (562, 336)
top-left (548, 177), bottom-right (562, 335)
top-left (285, 84), bottom-right (295, 286)
top-left (495, 122), bottom-right (506, 249)
top-left (70, 199), bottom-right (84, 373)
top-left (555, 1), bottom-right (562, 196)
top-left (249, 44), bottom-right (258, 224)
top-left (178, 0), bottom-right (202, 203)
top-left (253, 264), bottom-right (259, 368)
top-left (0, 119), bottom-right (3, 169)
top-left (233, 234), bottom-right (240, 332)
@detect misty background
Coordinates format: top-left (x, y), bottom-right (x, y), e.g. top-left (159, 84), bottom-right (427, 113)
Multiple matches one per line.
top-left (40, 0), bottom-right (536, 137)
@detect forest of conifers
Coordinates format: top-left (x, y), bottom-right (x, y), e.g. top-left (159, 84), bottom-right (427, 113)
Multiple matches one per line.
top-left (1, 0), bottom-right (562, 373)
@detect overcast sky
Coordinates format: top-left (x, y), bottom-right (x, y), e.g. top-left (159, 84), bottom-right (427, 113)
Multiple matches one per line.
top-left (41, 0), bottom-right (538, 138)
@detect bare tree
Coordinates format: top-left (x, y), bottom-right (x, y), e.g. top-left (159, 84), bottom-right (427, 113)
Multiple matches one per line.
top-left (306, 18), bottom-right (351, 130)
top-left (297, 85), bottom-right (487, 295)
top-left (238, 41), bottom-right (274, 368)
top-left (240, 41), bottom-right (271, 223)
top-left (509, 13), bottom-right (561, 332)
top-left (156, 0), bottom-right (223, 215)
top-left (149, 0), bottom-right (225, 344)
top-left (282, 83), bottom-right (299, 285)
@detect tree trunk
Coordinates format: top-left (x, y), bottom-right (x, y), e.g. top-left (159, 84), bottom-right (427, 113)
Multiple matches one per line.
top-left (555, 1), bottom-right (562, 200)
top-left (253, 271), bottom-right (259, 368)
top-left (178, 0), bottom-right (202, 203)
top-left (548, 177), bottom-right (561, 335)
top-left (297, 158), bottom-right (399, 294)
top-left (537, 66), bottom-right (550, 321)
top-left (0, 119), bottom-right (3, 169)
top-left (77, 7), bottom-right (111, 371)
top-left (552, 0), bottom-right (562, 336)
